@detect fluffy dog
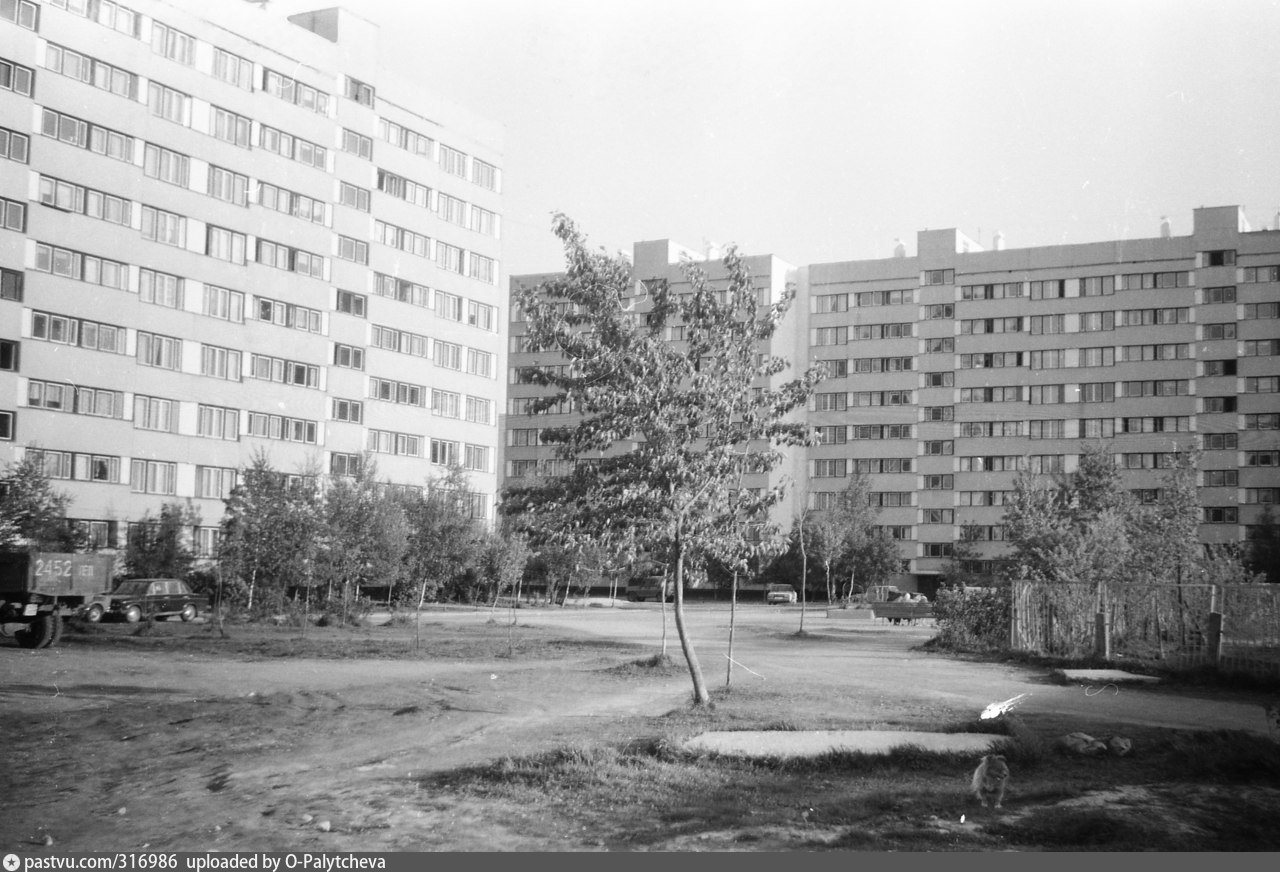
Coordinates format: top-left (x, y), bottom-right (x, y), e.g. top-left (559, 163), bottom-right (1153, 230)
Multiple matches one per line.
top-left (971, 754), bottom-right (1009, 809)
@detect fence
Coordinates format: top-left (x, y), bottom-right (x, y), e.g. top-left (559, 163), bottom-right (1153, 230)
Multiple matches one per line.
top-left (1011, 580), bottom-right (1280, 679)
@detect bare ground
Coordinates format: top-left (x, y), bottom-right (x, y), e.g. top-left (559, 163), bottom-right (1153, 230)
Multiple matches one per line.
top-left (2, 603), bottom-right (1278, 852)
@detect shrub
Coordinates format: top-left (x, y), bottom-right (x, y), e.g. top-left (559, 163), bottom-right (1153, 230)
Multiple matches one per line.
top-left (933, 583), bottom-right (1012, 651)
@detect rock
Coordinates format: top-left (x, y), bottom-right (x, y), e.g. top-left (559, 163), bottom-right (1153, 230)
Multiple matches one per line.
top-left (1057, 732), bottom-right (1108, 756)
top-left (316, 820), bottom-right (331, 833)
top-left (117, 807), bottom-right (127, 815)
top-left (42, 834), bottom-right (54, 846)
top-left (1106, 736), bottom-right (1133, 757)
top-left (301, 814), bottom-right (314, 824)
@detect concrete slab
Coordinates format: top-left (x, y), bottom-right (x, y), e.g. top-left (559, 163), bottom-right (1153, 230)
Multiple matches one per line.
top-left (1056, 669), bottom-right (1161, 685)
top-left (683, 730), bottom-right (1011, 758)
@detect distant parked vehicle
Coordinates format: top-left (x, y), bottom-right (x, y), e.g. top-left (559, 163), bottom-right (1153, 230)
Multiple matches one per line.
top-left (626, 577), bottom-right (673, 603)
top-left (83, 578), bottom-right (208, 623)
top-left (766, 583), bottom-right (798, 605)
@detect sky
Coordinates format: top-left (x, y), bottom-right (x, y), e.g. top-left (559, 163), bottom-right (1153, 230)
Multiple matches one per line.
top-left (286, 0), bottom-right (1280, 276)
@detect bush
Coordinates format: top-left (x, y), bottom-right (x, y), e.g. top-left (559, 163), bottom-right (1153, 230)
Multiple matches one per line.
top-left (933, 584), bottom-right (1012, 651)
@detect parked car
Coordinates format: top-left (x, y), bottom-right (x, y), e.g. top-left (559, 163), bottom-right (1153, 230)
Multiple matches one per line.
top-left (766, 583), bottom-right (798, 605)
top-left (82, 578), bottom-right (208, 623)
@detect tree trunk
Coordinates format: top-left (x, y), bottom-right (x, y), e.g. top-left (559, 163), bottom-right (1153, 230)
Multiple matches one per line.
top-left (798, 520), bottom-right (808, 634)
top-left (673, 539), bottom-right (710, 706)
top-left (725, 569), bottom-right (738, 687)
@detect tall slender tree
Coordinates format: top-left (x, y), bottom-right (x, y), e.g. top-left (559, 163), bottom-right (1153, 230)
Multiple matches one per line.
top-left (502, 215), bottom-right (822, 706)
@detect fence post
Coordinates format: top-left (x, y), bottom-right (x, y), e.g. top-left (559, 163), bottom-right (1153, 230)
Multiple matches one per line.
top-left (1206, 611), bottom-right (1223, 666)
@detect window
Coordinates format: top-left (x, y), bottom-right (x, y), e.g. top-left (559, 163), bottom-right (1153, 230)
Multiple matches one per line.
top-left (1202, 249), bottom-right (1236, 267)
top-left (331, 399), bottom-right (363, 423)
top-left (922, 508), bottom-right (954, 525)
top-left (470, 254), bottom-right (497, 284)
top-left (202, 286), bottom-right (244, 323)
top-left (144, 143), bottom-right (190, 187)
top-left (1244, 302), bottom-right (1280, 320)
top-left (379, 118), bottom-right (433, 155)
top-left (341, 128), bottom-right (373, 159)
top-left (197, 405), bottom-right (239, 440)
top-left (337, 236), bottom-right (368, 264)
top-left (1, 56), bottom-right (35, 96)
top-left (1079, 382), bottom-right (1116, 403)
top-left (961, 351), bottom-right (1024, 369)
top-left (258, 181), bottom-right (326, 224)
top-left (137, 332), bottom-right (182, 370)
top-left (924, 440), bottom-right (953, 456)
top-left (210, 106), bottom-right (251, 148)
top-left (463, 444), bottom-right (490, 472)
top-left (432, 389), bottom-right (460, 418)
top-left (147, 81), bottom-right (191, 125)
top-left (925, 303), bottom-right (953, 320)
top-left (1204, 507), bottom-right (1238, 524)
top-left (434, 341), bottom-right (461, 370)
top-left (27, 381), bottom-right (123, 419)
top-left (1120, 271), bottom-right (1191, 290)
top-left (0, 125), bottom-right (29, 163)
top-left (430, 439), bottom-right (459, 465)
top-left (151, 21), bottom-right (195, 64)
top-left (922, 269), bottom-right (954, 285)
top-left (1203, 469), bottom-right (1238, 488)
top-left (200, 344), bottom-right (242, 381)
top-left (207, 166), bottom-right (249, 206)
top-left (141, 205), bottom-right (186, 247)
top-left (374, 274), bottom-right (431, 307)
top-left (465, 396), bottom-right (492, 424)
top-left (1244, 339), bottom-right (1280, 357)
top-left (1245, 414), bottom-right (1280, 430)
top-left (0, 267), bottom-right (21, 302)
top-left (259, 124), bottom-right (327, 168)
top-left (246, 412), bottom-right (318, 444)
top-left (139, 269), bottom-right (182, 309)
top-left (438, 193), bottom-right (467, 226)
top-left (0, 339), bottom-right (17, 371)
top-left (335, 290), bottom-right (366, 318)
top-left (1203, 286), bottom-right (1236, 304)
top-left (333, 344), bottom-right (364, 370)
top-left (133, 395), bottom-right (176, 432)
top-left (468, 300), bottom-right (496, 331)
top-left (924, 474), bottom-right (954, 490)
top-left (466, 349), bottom-right (494, 378)
top-left (212, 48), bottom-right (253, 89)
top-left (1242, 266), bottom-right (1280, 283)
top-left (1202, 322), bottom-right (1237, 340)
top-left (330, 453), bottom-right (361, 477)
top-left (130, 460), bottom-right (176, 495)
top-left (0, 196), bottom-right (25, 232)
top-left (44, 42), bottom-right (138, 98)
top-left (1202, 359), bottom-right (1238, 377)
top-left (345, 76), bottom-right (375, 106)
top-left (1245, 376), bottom-right (1280, 394)
top-left (370, 378), bottom-right (424, 407)
top-left (194, 463), bottom-right (238, 496)
top-left (470, 205), bottom-right (499, 237)
top-left (38, 176), bottom-right (131, 226)
top-left (1081, 418), bottom-right (1117, 438)
top-left (249, 354), bottom-right (320, 388)
top-left (1204, 433), bottom-right (1239, 450)
top-left (1029, 385), bottom-right (1067, 405)
top-left (256, 239), bottom-right (326, 278)
top-left (43, 108), bottom-right (133, 161)
top-left (339, 182), bottom-right (370, 212)
top-left (371, 325), bottom-right (428, 357)
top-left (923, 406), bottom-right (953, 422)
top-left (472, 159), bottom-right (499, 191)
top-left (263, 69), bottom-right (330, 114)
top-left (374, 220), bottom-right (430, 257)
top-left (31, 311), bottom-right (126, 353)
top-left (439, 144), bottom-right (466, 177)
top-left (960, 317), bottom-right (1023, 335)
top-left (923, 371), bottom-right (954, 388)
top-left (1029, 455), bottom-right (1065, 474)
top-left (1, 0), bottom-right (37, 29)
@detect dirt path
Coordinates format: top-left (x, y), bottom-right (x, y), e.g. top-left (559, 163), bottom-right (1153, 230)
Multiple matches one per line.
top-left (2, 604), bottom-right (1274, 852)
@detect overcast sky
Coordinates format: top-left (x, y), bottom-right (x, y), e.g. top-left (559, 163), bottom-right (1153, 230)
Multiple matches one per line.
top-left (287, 0), bottom-right (1280, 276)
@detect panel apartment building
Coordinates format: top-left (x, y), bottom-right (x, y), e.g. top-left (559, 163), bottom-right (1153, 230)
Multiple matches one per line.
top-left (0, 0), bottom-right (506, 557)
top-left (507, 206), bottom-right (1280, 593)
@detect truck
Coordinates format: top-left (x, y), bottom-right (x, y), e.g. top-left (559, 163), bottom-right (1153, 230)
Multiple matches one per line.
top-left (0, 551), bottom-right (115, 649)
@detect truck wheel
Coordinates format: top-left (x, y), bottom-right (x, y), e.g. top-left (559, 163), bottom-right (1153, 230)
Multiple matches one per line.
top-left (46, 613), bottom-right (63, 647)
top-left (180, 604), bottom-right (197, 622)
top-left (84, 604), bottom-right (104, 623)
top-left (16, 614), bottom-right (56, 649)
top-left (124, 605), bottom-right (142, 624)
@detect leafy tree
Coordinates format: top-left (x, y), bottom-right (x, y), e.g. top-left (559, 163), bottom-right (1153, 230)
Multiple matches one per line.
top-left (1129, 444), bottom-right (1202, 585)
top-left (122, 501), bottom-right (201, 579)
top-left (217, 452), bottom-right (322, 610)
top-left (1245, 505), bottom-right (1280, 584)
top-left (501, 215), bottom-right (822, 706)
top-left (0, 452), bottom-right (83, 551)
top-left (829, 473), bottom-right (905, 601)
top-left (401, 463), bottom-right (483, 629)
top-left (939, 523), bottom-right (988, 589)
top-left (314, 454), bottom-right (407, 621)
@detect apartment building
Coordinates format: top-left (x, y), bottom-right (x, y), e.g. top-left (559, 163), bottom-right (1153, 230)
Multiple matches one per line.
top-left (507, 206), bottom-right (1280, 593)
top-left (0, 0), bottom-right (506, 556)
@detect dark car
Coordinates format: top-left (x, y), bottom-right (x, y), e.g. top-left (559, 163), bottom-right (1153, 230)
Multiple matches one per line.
top-left (82, 578), bottom-right (208, 623)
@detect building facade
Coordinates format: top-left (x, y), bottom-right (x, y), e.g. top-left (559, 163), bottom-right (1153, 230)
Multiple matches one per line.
top-left (0, 0), bottom-right (506, 556)
top-left (508, 206), bottom-right (1280, 592)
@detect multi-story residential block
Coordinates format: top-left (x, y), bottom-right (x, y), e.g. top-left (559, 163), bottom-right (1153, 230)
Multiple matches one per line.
top-left (1, 0), bottom-right (505, 555)
top-left (507, 206), bottom-right (1280, 594)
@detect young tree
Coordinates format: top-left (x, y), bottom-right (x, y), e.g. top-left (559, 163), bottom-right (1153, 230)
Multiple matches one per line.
top-left (218, 453), bottom-right (322, 610)
top-left (1245, 505), bottom-right (1280, 584)
top-left (314, 454), bottom-right (407, 621)
top-left (828, 472), bottom-right (904, 601)
top-left (0, 452), bottom-right (83, 551)
top-left (502, 215), bottom-right (822, 706)
top-left (401, 463), bottom-right (483, 637)
top-left (122, 501), bottom-right (201, 579)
